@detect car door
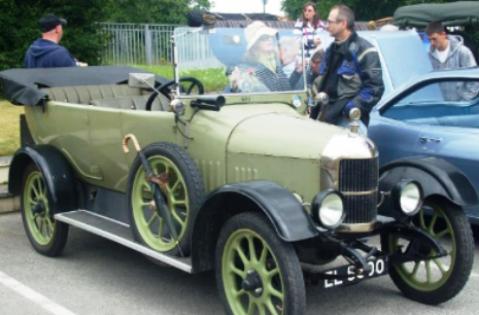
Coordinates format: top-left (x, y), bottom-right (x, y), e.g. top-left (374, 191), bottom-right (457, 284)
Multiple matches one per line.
top-left (368, 80), bottom-right (445, 165)
top-left (86, 106), bottom-right (125, 190)
top-left (369, 110), bottom-right (428, 166)
top-left (25, 102), bottom-right (98, 180)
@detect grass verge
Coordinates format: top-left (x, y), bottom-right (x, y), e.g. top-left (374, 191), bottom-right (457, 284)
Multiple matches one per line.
top-left (134, 64), bottom-right (174, 79)
top-left (0, 101), bottom-right (22, 156)
top-left (135, 64), bottom-right (228, 93)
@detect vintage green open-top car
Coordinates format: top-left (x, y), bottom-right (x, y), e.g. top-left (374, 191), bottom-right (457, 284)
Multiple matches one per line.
top-left (0, 24), bottom-right (477, 314)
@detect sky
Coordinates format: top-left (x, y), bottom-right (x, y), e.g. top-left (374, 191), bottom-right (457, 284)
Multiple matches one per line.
top-left (211, 0), bottom-right (284, 16)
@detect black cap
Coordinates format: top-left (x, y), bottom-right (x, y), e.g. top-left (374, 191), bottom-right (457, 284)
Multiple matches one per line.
top-left (186, 10), bottom-right (223, 27)
top-left (39, 14), bottom-right (67, 33)
top-left (186, 10), bottom-right (204, 27)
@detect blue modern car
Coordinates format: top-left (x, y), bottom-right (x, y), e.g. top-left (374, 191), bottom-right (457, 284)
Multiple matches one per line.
top-left (368, 69), bottom-right (479, 224)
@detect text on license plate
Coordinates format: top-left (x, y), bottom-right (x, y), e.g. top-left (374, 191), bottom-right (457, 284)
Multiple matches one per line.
top-left (323, 256), bottom-right (388, 289)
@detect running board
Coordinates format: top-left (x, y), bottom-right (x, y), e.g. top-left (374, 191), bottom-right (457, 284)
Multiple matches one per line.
top-left (54, 210), bottom-right (192, 273)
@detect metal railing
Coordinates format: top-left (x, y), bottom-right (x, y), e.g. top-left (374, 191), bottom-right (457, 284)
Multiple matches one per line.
top-left (174, 27), bottom-right (222, 69)
top-left (100, 23), bottom-right (177, 65)
top-left (99, 22), bottom-right (304, 67)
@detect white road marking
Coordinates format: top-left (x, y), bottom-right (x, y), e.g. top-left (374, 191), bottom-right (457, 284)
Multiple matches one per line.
top-left (0, 271), bottom-right (76, 315)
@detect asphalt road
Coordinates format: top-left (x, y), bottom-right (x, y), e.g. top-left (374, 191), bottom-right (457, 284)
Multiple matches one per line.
top-left (1, 212), bottom-right (478, 315)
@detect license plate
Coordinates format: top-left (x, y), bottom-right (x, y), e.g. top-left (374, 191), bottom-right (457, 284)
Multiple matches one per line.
top-left (323, 256), bottom-right (389, 289)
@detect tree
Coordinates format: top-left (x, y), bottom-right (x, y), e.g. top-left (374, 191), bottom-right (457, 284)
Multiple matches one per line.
top-left (106, 0), bottom-right (211, 24)
top-left (0, 1), bottom-right (210, 70)
top-left (0, 0), bottom-right (110, 70)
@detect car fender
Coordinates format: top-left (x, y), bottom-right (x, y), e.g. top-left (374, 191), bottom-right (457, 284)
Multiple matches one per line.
top-left (378, 156), bottom-right (478, 216)
top-left (190, 180), bottom-right (318, 272)
top-left (9, 145), bottom-right (78, 213)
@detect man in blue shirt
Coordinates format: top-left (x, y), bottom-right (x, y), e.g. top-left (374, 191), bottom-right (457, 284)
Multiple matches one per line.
top-left (24, 14), bottom-right (77, 68)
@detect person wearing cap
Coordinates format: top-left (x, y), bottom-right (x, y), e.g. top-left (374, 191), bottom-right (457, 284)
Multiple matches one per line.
top-left (24, 14), bottom-right (77, 68)
top-left (229, 21), bottom-right (301, 93)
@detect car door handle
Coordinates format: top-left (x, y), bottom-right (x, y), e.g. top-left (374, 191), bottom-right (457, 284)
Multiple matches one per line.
top-left (419, 136), bottom-right (442, 144)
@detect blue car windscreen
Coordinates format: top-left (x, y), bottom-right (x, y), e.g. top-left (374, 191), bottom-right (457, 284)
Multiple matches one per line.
top-left (383, 79), bottom-right (479, 128)
top-left (376, 32), bottom-right (433, 89)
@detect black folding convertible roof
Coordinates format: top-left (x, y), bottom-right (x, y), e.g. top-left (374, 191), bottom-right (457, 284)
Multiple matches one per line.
top-left (394, 1), bottom-right (479, 28)
top-left (0, 66), bottom-right (165, 106)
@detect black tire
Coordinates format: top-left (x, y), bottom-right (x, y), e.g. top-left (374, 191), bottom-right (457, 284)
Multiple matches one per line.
top-left (20, 164), bottom-right (69, 257)
top-left (215, 212), bottom-right (306, 315)
top-left (382, 200), bottom-right (474, 305)
top-left (473, 225), bottom-right (479, 242)
top-left (127, 142), bottom-right (204, 256)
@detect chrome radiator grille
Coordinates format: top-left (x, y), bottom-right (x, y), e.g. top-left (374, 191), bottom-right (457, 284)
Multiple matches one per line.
top-left (339, 158), bottom-right (378, 224)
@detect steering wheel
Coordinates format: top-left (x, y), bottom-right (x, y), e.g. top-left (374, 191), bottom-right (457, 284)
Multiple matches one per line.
top-left (145, 77), bottom-right (204, 111)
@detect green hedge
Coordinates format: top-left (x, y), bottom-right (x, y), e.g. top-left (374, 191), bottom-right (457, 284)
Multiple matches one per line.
top-left (0, 0), bottom-right (110, 70)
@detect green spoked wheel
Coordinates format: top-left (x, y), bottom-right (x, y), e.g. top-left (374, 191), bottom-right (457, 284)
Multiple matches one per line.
top-left (216, 213), bottom-right (305, 315)
top-left (128, 143), bottom-right (204, 256)
top-left (20, 164), bottom-right (69, 256)
top-left (382, 201), bottom-right (474, 305)
top-left (131, 155), bottom-right (189, 252)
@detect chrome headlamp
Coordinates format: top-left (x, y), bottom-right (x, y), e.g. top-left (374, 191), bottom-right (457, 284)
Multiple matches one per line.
top-left (393, 180), bottom-right (423, 216)
top-left (312, 190), bottom-right (345, 229)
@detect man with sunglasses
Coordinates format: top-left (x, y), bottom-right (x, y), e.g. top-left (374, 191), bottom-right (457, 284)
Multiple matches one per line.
top-left (310, 4), bottom-right (384, 134)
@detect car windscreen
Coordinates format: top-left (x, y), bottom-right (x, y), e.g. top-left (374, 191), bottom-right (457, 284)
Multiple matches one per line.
top-left (383, 78), bottom-right (479, 128)
top-left (174, 27), bottom-right (306, 96)
top-left (374, 31), bottom-right (433, 90)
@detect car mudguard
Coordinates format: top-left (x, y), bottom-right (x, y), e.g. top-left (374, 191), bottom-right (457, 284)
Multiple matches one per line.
top-left (378, 156), bottom-right (478, 216)
top-left (20, 114), bottom-right (34, 147)
top-left (9, 145), bottom-right (78, 214)
top-left (190, 180), bottom-right (318, 272)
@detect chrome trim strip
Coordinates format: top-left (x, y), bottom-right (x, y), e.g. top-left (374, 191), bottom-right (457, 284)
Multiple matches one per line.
top-left (54, 210), bottom-right (192, 273)
top-left (337, 221), bottom-right (377, 233)
top-left (83, 210), bottom-right (130, 228)
top-left (342, 189), bottom-right (377, 196)
top-left (320, 134), bottom-right (378, 191)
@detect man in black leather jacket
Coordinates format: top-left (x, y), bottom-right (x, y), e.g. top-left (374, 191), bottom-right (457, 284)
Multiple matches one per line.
top-left (310, 4), bottom-right (384, 133)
